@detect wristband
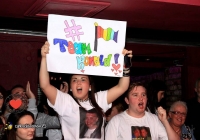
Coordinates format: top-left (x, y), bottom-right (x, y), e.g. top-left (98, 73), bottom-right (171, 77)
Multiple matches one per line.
top-left (123, 67), bottom-right (130, 77)
top-left (123, 54), bottom-right (132, 77)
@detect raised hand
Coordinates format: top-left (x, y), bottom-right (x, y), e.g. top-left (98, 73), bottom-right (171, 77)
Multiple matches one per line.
top-left (26, 81), bottom-right (35, 99)
top-left (41, 41), bottom-right (50, 58)
top-left (60, 81), bottom-right (69, 93)
top-left (157, 106), bottom-right (167, 123)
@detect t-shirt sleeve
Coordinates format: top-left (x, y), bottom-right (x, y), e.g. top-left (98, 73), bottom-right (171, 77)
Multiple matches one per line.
top-left (95, 90), bottom-right (112, 112)
top-left (105, 116), bottom-right (119, 140)
top-left (157, 117), bottom-right (169, 140)
top-left (47, 89), bottom-right (75, 116)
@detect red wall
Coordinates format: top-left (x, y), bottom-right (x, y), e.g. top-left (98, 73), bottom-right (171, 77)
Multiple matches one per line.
top-left (0, 33), bottom-right (45, 97)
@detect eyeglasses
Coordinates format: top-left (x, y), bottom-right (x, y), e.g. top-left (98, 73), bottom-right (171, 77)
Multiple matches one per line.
top-left (170, 111), bottom-right (187, 117)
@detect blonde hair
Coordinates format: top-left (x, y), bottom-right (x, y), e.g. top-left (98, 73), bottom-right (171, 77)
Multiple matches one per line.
top-left (169, 101), bottom-right (187, 113)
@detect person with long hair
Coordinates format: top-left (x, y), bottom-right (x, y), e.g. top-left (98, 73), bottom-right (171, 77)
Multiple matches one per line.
top-left (0, 85), bottom-right (7, 139)
top-left (4, 110), bottom-right (35, 140)
top-left (147, 79), bottom-right (166, 114)
top-left (39, 41), bottom-right (132, 139)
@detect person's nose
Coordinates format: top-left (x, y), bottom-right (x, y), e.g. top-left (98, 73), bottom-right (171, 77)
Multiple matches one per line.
top-left (138, 95), bottom-right (143, 100)
top-left (77, 79), bottom-right (82, 84)
top-left (29, 127), bottom-right (35, 132)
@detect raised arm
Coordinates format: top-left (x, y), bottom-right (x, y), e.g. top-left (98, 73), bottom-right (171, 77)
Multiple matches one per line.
top-left (39, 41), bottom-right (57, 105)
top-left (157, 107), bottom-right (180, 140)
top-left (107, 49), bottom-right (132, 104)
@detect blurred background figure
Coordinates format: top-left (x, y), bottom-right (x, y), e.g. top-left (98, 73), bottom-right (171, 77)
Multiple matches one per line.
top-left (185, 78), bottom-right (200, 140)
top-left (147, 80), bottom-right (167, 114)
top-left (35, 95), bottom-right (62, 140)
top-left (4, 81), bottom-right (37, 120)
top-left (105, 102), bottom-right (125, 124)
top-left (169, 101), bottom-right (195, 140)
top-left (0, 85), bottom-right (7, 139)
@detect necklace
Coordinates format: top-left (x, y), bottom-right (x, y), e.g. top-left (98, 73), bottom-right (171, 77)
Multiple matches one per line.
top-left (78, 98), bottom-right (89, 102)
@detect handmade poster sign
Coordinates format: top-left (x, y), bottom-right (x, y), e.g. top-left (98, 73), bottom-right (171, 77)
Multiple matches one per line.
top-left (47, 14), bottom-right (127, 77)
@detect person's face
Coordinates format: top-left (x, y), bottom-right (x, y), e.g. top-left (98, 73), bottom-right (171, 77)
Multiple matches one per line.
top-left (107, 106), bottom-right (120, 121)
top-left (133, 129), bottom-right (140, 138)
top-left (12, 87), bottom-right (25, 95)
top-left (0, 92), bottom-right (4, 108)
top-left (140, 129), bottom-right (148, 138)
top-left (125, 86), bottom-right (147, 116)
top-left (11, 87), bottom-right (27, 109)
top-left (157, 91), bottom-right (165, 102)
top-left (195, 81), bottom-right (200, 98)
top-left (85, 113), bottom-right (98, 129)
top-left (70, 75), bottom-right (91, 100)
top-left (169, 105), bottom-right (187, 127)
top-left (16, 115), bottom-right (35, 140)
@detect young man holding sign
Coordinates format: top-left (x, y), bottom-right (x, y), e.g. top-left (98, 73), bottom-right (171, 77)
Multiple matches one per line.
top-left (39, 41), bottom-right (132, 140)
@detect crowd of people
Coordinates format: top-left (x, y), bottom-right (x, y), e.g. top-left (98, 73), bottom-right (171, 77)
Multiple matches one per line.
top-left (0, 41), bottom-right (199, 140)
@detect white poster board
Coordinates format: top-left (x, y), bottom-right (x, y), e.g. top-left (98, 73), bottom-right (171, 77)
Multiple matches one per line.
top-left (47, 14), bottom-right (127, 77)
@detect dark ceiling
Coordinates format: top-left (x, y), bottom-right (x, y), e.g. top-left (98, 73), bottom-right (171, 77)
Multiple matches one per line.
top-left (1, 0), bottom-right (200, 43)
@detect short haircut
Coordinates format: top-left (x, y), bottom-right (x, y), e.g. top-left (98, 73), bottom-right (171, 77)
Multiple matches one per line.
top-left (10, 85), bottom-right (24, 94)
top-left (125, 82), bottom-right (146, 98)
top-left (169, 101), bottom-right (188, 113)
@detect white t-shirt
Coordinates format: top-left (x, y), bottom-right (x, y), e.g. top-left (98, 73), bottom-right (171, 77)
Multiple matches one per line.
top-left (105, 110), bottom-right (168, 140)
top-left (48, 89), bottom-right (111, 140)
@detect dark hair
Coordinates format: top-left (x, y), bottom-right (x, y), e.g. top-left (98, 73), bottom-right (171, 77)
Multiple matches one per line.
top-left (147, 80), bottom-right (166, 114)
top-left (125, 82), bottom-right (146, 98)
top-left (0, 85), bottom-right (7, 115)
top-left (38, 95), bottom-right (58, 116)
top-left (5, 110), bottom-right (34, 140)
top-left (105, 108), bottom-right (112, 117)
top-left (105, 102), bottom-right (124, 117)
top-left (68, 75), bottom-right (104, 116)
top-left (0, 85), bottom-right (7, 98)
top-left (10, 85), bottom-right (25, 94)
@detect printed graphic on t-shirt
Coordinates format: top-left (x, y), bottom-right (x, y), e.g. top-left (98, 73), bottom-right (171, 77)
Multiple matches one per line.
top-left (131, 126), bottom-right (151, 140)
top-left (79, 107), bottom-right (103, 139)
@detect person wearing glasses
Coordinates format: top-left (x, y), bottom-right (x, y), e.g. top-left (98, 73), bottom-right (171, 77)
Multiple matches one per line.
top-left (168, 101), bottom-right (195, 140)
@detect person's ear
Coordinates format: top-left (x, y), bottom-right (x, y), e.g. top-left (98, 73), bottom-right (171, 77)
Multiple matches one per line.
top-left (125, 97), bottom-right (129, 104)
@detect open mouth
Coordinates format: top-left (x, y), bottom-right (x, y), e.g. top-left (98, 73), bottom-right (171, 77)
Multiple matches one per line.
top-left (77, 87), bottom-right (82, 93)
top-left (138, 102), bottom-right (144, 109)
